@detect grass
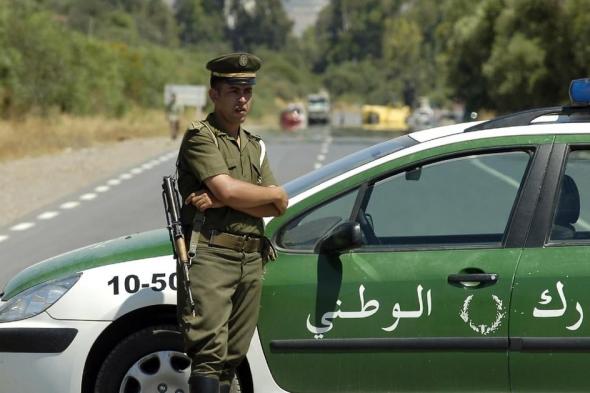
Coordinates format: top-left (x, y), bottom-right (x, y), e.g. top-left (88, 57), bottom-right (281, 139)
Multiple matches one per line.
top-left (0, 108), bottom-right (173, 162)
top-left (0, 105), bottom-right (283, 163)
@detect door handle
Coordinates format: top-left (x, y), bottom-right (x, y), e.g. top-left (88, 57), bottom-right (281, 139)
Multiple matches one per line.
top-left (448, 273), bottom-right (498, 287)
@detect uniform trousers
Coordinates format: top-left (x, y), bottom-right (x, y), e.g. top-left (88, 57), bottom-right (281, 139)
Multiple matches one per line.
top-left (177, 241), bottom-right (263, 387)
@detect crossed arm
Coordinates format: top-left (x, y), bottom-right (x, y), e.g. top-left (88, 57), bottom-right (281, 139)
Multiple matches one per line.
top-left (184, 173), bottom-right (288, 218)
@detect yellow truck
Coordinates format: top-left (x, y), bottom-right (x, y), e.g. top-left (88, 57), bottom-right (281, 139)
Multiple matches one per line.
top-left (362, 104), bottom-right (411, 132)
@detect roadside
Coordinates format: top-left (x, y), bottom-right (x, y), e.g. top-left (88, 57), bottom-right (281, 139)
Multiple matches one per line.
top-left (0, 137), bottom-right (178, 228)
top-left (0, 109), bottom-right (279, 229)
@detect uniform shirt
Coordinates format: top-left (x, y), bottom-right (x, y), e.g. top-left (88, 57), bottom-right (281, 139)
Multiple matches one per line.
top-left (178, 113), bottom-right (277, 237)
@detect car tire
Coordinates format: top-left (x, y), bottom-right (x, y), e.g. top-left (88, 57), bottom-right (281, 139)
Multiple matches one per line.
top-left (94, 324), bottom-right (243, 393)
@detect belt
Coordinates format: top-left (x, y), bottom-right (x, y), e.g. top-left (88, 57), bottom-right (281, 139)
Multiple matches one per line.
top-left (199, 230), bottom-right (263, 253)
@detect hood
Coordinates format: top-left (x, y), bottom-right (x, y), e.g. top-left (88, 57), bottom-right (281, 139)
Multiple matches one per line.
top-left (2, 229), bottom-right (172, 300)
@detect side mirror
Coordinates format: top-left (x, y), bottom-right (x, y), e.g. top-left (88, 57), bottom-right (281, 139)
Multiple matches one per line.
top-left (315, 221), bottom-right (363, 255)
top-left (405, 167), bottom-right (422, 181)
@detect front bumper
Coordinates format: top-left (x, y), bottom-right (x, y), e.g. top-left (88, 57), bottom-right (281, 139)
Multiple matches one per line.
top-left (0, 312), bottom-right (110, 393)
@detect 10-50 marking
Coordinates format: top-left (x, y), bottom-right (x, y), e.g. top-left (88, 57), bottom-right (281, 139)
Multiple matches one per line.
top-left (107, 273), bottom-right (177, 295)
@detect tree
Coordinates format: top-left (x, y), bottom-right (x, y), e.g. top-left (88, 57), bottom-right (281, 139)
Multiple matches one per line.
top-left (175, 0), bottom-right (225, 46)
top-left (227, 0), bottom-right (293, 51)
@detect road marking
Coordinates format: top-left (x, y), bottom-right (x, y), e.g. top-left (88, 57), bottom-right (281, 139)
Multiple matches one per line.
top-left (314, 134), bottom-right (332, 170)
top-left (471, 159), bottom-right (520, 189)
top-left (38, 211), bottom-right (59, 220)
top-left (11, 222), bottom-right (35, 231)
top-left (472, 158), bottom-right (590, 230)
top-left (5, 150), bottom-right (176, 236)
top-left (80, 193), bottom-right (97, 201)
top-left (61, 201), bottom-right (80, 209)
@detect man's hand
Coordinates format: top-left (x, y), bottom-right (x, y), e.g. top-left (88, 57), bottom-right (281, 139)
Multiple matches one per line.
top-left (185, 190), bottom-right (224, 212)
top-left (271, 186), bottom-right (288, 215)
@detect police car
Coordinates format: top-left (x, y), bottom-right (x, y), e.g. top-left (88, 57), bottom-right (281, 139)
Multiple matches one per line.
top-left (2, 79), bottom-right (590, 393)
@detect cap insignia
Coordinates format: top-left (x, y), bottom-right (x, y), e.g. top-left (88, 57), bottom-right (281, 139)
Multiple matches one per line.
top-left (239, 54), bottom-right (248, 67)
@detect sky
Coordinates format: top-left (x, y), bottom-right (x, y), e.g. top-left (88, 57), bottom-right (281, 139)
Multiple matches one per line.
top-left (282, 0), bottom-right (330, 36)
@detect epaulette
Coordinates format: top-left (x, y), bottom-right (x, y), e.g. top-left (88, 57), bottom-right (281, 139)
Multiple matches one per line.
top-left (188, 120), bottom-right (218, 147)
top-left (243, 129), bottom-right (262, 141)
top-left (188, 121), bottom-right (206, 132)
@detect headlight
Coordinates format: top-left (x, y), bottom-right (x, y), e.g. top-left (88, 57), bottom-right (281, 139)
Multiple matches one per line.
top-left (0, 274), bottom-right (81, 322)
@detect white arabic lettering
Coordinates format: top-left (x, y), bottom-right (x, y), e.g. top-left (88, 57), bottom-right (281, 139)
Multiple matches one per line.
top-left (306, 284), bottom-right (380, 339)
top-left (382, 285), bottom-right (432, 332)
top-left (533, 281), bottom-right (567, 317)
top-left (533, 281), bottom-right (584, 331)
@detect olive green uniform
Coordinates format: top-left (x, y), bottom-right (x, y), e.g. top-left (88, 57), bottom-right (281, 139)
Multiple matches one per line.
top-left (177, 113), bottom-right (277, 387)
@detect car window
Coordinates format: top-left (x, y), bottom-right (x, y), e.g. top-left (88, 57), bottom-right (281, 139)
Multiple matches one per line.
top-left (283, 135), bottom-right (415, 198)
top-left (277, 189), bottom-right (359, 250)
top-left (550, 149), bottom-right (590, 241)
top-left (358, 150), bottom-right (531, 247)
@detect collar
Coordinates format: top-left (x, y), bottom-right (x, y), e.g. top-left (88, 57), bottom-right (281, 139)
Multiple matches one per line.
top-left (205, 113), bottom-right (249, 148)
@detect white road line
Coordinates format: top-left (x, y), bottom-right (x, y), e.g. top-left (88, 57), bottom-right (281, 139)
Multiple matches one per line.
top-left (317, 154), bottom-right (326, 162)
top-left (80, 193), bottom-right (97, 201)
top-left (11, 222), bottom-right (35, 231)
top-left (314, 163), bottom-right (323, 169)
top-left (38, 211), bottom-right (59, 220)
top-left (0, 153), bottom-right (174, 236)
top-left (471, 159), bottom-right (520, 189)
top-left (61, 201), bottom-right (80, 209)
top-left (473, 158), bottom-right (590, 230)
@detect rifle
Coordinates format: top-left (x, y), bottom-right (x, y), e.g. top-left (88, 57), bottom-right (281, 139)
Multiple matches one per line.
top-left (162, 175), bottom-right (196, 316)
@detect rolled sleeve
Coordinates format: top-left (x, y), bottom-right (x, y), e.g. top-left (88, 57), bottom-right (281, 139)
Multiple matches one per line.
top-left (182, 131), bottom-right (229, 182)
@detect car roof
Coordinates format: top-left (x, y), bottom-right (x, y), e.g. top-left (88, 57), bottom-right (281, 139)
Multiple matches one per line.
top-left (410, 105), bottom-right (590, 143)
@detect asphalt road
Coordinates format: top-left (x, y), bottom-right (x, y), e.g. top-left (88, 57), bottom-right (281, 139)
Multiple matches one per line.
top-left (0, 126), bottom-right (392, 290)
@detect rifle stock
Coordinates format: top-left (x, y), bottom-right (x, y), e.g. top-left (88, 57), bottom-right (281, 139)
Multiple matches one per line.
top-left (162, 175), bottom-right (196, 316)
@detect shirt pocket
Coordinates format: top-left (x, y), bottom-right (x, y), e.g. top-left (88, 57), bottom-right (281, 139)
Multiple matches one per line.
top-left (224, 157), bottom-right (239, 176)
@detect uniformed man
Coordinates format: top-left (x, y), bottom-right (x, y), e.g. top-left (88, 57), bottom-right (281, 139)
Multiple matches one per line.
top-left (176, 53), bottom-right (288, 393)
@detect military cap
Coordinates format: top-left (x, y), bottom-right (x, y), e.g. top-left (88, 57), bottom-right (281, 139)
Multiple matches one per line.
top-left (206, 53), bottom-right (262, 85)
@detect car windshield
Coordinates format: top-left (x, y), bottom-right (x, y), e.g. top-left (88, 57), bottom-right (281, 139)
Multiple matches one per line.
top-left (284, 135), bottom-right (416, 197)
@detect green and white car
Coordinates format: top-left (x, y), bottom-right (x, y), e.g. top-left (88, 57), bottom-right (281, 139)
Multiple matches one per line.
top-left (3, 79), bottom-right (590, 393)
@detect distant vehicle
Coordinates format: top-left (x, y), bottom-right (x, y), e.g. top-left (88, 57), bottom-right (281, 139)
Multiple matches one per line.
top-left (307, 93), bottom-right (331, 125)
top-left (362, 104), bottom-right (411, 132)
top-left (407, 97), bottom-right (436, 131)
top-left (280, 103), bottom-right (306, 132)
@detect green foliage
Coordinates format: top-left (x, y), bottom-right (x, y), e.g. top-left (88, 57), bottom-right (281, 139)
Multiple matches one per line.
top-left (2, 0), bottom-right (588, 120)
top-left (228, 0), bottom-right (293, 51)
top-left (175, 0), bottom-right (225, 45)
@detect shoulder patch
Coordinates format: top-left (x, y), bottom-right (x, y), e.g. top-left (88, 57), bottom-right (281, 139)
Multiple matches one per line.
top-left (243, 129), bottom-right (262, 141)
top-left (188, 121), bottom-right (208, 133)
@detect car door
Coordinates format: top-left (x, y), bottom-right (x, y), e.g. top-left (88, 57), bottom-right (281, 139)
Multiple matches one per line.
top-left (510, 138), bottom-right (590, 392)
top-left (260, 137), bottom-right (551, 392)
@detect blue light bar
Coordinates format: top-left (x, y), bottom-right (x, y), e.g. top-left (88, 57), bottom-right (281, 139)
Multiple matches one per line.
top-left (570, 78), bottom-right (590, 105)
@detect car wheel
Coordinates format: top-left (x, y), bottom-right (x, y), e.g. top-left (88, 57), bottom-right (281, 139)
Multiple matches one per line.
top-left (94, 324), bottom-right (242, 393)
